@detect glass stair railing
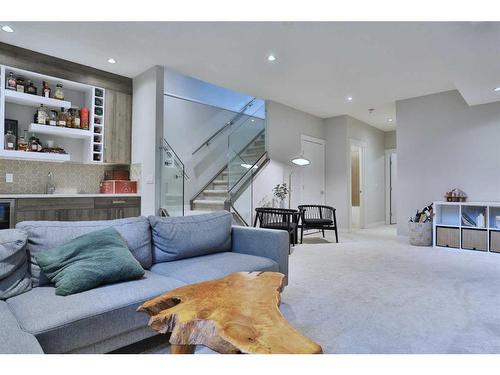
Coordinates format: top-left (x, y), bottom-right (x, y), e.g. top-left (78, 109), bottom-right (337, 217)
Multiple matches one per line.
top-left (224, 104), bottom-right (268, 226)
top-left (162, 94), bottom-right (267, 224)
top-left (159, 138), bottom-right (189, 217)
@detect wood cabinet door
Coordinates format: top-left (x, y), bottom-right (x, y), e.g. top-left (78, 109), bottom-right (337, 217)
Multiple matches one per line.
top-left (104, 89), bottom-right (132, 164)
top-left (122, 206), bottom-right (141, 218)
top-left (60, 209), bottom-right (102, 222)
top-left (15, 209), bottom-right (58, 224)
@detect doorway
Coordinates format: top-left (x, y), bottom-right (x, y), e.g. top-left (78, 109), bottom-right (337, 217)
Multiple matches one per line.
top-left (351, 145), bottom-right (361, 228)
top-left (385, 149), bottom-right (397, 224)
top-left (298, 135), bottom-right (325, 206)
top-left (349, 140), bottom-right (366, 230)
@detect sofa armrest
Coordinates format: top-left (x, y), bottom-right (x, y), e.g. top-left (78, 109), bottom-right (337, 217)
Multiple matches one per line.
top-left (0, 301), bottom-right (43, 354)
top-left (231, 226), bottom-right (289, 284)
top-left (0, 328), bottom-right (44, 354)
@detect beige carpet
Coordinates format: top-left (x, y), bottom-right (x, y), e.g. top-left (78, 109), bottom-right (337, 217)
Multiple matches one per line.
top-left (281, 225), bottom-right (500, 353)
top-left (121, 225), bottom-right (500, 353)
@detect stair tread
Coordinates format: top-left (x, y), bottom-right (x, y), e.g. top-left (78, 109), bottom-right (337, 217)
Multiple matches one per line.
top-left (204, 190), bottom-right (229, 194)
top-left (193, 199), bottom-right (226, 205)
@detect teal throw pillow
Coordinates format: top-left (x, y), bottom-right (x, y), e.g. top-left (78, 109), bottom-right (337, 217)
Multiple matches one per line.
top-left (35, 227), bottom-right (145, 296)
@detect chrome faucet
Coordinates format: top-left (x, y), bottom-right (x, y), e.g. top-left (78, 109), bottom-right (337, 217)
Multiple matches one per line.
top-left (46, 172), bottom-right (56, 194)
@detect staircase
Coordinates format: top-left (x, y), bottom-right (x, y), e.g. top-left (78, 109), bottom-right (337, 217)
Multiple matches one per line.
top-left (191, 132), bottom-right (265, 212)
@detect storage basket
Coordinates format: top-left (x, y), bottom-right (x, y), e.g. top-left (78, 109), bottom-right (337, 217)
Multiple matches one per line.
top-left (408, 221), bottom-right (433, 246)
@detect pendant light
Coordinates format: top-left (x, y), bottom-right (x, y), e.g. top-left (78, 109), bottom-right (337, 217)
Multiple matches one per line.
top-left (291, 155), bottom-right (311, 166)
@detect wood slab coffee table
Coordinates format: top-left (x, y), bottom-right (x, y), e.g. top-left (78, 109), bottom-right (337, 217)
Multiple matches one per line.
top-left (138, 271), bottom-right (322, 354)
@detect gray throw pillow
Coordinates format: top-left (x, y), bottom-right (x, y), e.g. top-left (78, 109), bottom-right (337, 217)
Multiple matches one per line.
top-left (0, 229), bottom-right (32, 300)
top-left (35, 227), bottom-right (145, 296)
top-left (149, 211), bottom-right (232, 263)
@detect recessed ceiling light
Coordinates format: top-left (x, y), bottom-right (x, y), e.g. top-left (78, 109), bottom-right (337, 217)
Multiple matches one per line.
top-left (1, 25), bottom-right (14, 33)
top-left (107, 58), bottom-right (116, 64)
top-left (267, 54), bottom-right (276, 62)
top-left (388, 118), bottom-right (393, 122)
top-left (347, 96), bottom-right (353, 102)
top-left (494, 87), bottom-right (500, 92)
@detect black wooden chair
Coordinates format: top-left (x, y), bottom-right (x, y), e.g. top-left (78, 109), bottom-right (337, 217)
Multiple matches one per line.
top-left (253, 207), bottom-right (301, 248)
top-left (297, 205), bottom-right (338, 243)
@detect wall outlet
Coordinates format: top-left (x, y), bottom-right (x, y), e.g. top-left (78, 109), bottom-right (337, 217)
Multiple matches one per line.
top-left (5, 173), bottom-right (13, 183)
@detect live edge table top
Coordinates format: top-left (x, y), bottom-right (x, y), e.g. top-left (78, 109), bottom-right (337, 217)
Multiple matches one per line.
top-left (138, 271), bottom-right (322, 354)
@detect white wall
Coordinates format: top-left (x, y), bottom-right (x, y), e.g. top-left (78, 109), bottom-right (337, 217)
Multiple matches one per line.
top-left (249, 101), bottom-right (324, 214)
top-left (163, 70), bottom-right (267, 205)
top-left (324, 115), bottom-right (386, 228)
top-left (132, 66), bottom-right (164, 216)
top-left (396, 90), bottom-right (500, 235)
top-left (252, 159), bottom-right (289, 208)
top-left (385, 130), bottom-right (397, 149)
top-left (324, 116), bottom-right (349, 228)
top-left (266, 101), bottom-right (325, 164)
top-left (347, 116), bottom-right (386, 226)
top-left (163, 95), bottom-right (234, 204)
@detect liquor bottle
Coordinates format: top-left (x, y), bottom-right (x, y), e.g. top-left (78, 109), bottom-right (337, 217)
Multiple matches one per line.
top-left (16, 77), bottom-right (25, 93)
top-left (37, 104), bottom-right (48, 125)
top-left (73, 109), bottom-right (81, 128)
top-left (4, 131), bottom-right (16, 150)
top-left (80, 107), bottom-right (89, 129)
top-left (6, 72), bottom-right (16, 90)
top-left (26, 80), bottom-right (37, 95)
top-left (57, 108), bottom-right (67, 127)
top-left (54, 83), bottom-right (64, 100)
top-left (42, 81), bottom-right (51, 98)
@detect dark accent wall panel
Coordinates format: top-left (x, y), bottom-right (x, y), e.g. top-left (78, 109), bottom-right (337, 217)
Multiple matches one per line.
top-left (0, 42), bottom-right (132, 94)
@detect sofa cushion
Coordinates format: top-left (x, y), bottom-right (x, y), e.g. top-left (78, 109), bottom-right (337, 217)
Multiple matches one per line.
top-left (6, 270), bottom-right (184, 353)
top-left (0, 301), bottom-right (43, 354)
top-left (17, 216), bottom-right (152, 287)
top-left (0, 229), bottom-right (31, 300)
top-left (149, 212), bottom-right (232, 263)
top-left (36, 227), bottom-right (145, 296)
top-left (150, 251), bottom-right (279, 284)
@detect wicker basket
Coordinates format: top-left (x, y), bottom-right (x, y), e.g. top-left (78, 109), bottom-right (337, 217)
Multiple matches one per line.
top-left (408, 221), bottom-right (433, 246)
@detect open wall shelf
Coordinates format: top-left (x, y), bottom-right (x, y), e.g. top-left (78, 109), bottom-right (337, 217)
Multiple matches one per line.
top-left (5, 90), bottom-right (72, 109)
top-left (0, 65), bottom-right (105, 164)
top-left (434, 201), bottom-right (500, 253)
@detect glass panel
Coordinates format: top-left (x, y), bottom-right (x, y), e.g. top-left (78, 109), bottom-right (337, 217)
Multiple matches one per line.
top-left (232, 182), bottom-right (253, 226)
top-left (160, 140), bottom-right (184, 217)
top-left (227, 101), bottom-right (266, 191)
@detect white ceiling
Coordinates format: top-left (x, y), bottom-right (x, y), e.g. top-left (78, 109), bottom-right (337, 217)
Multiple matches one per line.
top-left (1, 22), bottom-right (499, 131)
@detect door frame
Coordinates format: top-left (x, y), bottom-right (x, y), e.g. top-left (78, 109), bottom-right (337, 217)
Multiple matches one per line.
top-left (348, 139), bottom-right (367, 231)
top-left (299, 134), bottom-right (326, 206)
top-left (385, 149), bottom-right (397, 224)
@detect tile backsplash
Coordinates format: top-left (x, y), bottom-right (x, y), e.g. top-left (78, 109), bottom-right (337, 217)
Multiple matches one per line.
top-left (0, 159), bottom-right (128, 194)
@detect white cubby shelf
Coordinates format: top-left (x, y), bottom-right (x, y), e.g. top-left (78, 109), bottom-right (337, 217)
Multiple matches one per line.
top-left (1, 65), bottom-right (105, 164)
top-left (433, 201), bottom-right (500, 253)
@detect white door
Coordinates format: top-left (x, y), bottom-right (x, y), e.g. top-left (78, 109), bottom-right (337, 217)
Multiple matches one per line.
top-left (299, 136), bottom-right (325, 205)
top-left (390, 152), bottom-right (397, 224)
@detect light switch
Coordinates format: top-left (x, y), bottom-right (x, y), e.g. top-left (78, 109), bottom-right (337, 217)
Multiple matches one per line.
top-left (146, 174), bottom-right (154, 184)
top-left (5, 173), bottom-right (13, 183)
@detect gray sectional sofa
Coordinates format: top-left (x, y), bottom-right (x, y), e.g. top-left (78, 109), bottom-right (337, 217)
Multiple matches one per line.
top-left (0, 212), bottom-right (289, 354)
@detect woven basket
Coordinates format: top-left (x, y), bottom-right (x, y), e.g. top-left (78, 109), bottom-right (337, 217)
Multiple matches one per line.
top-left (408, 221), bottom-right (433, 246)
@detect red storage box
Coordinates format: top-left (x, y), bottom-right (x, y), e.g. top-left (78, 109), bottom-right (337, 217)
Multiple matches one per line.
top-left (100, 180), bottom-right (137, 194)
top-left (104, 170), bottom-right (130, 181)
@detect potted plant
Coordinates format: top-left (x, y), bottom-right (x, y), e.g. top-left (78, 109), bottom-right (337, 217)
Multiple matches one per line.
top-left (273, 183), bottom-right (289, 208)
